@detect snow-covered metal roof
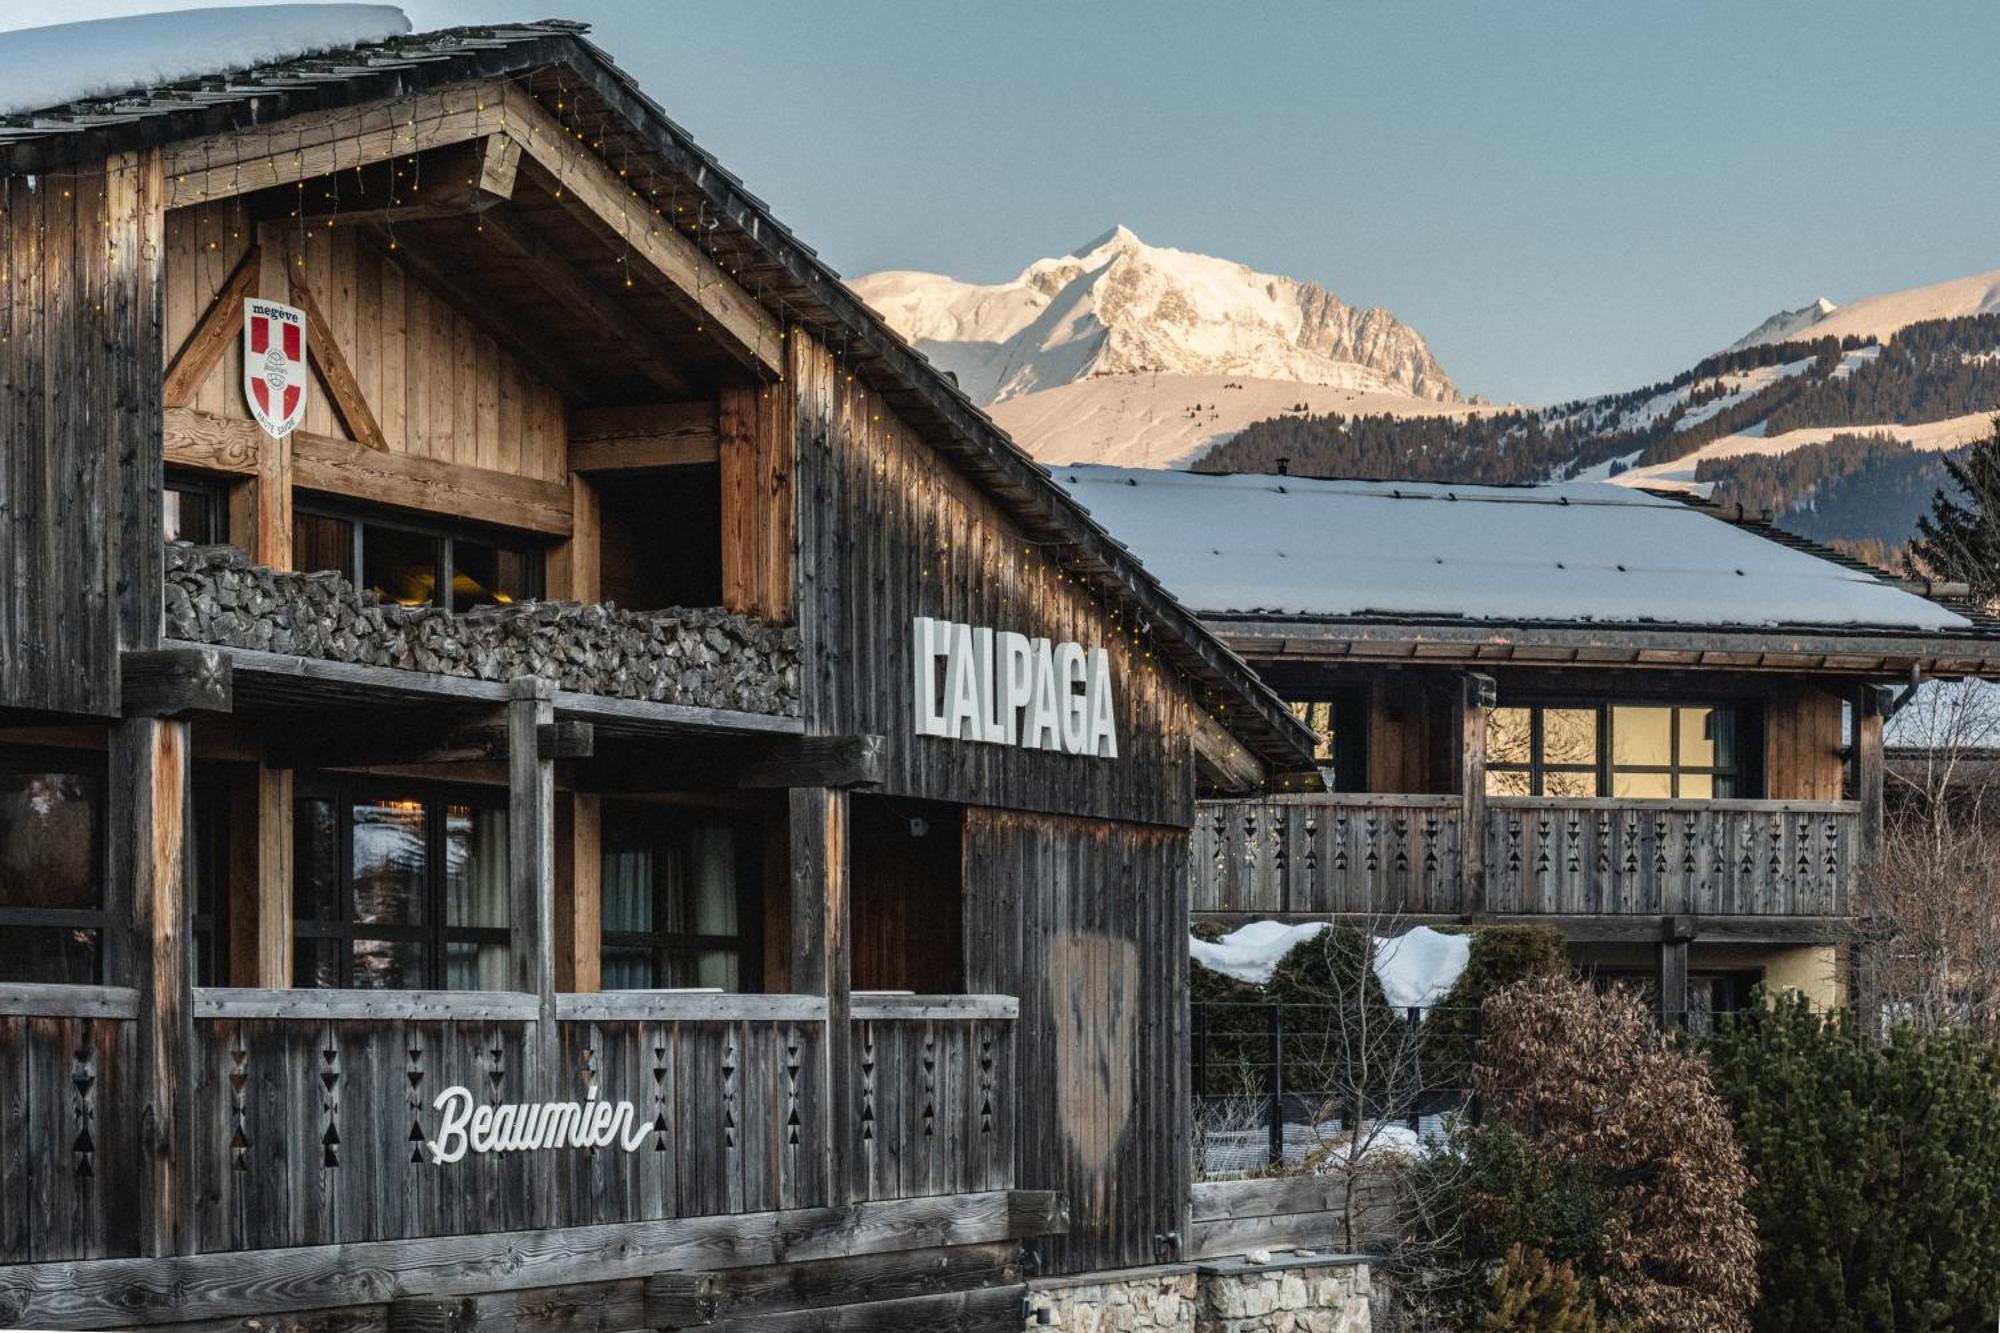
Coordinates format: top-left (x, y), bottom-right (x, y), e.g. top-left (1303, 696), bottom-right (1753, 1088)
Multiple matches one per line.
top-left (1054, 465), bottom-right (1975, 633)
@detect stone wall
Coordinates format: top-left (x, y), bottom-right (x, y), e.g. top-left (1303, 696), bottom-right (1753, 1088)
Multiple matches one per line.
top-left (1026, 1256), bottom-right (1370, 1333)
top-left (164, 542), bottom-right (801, 716)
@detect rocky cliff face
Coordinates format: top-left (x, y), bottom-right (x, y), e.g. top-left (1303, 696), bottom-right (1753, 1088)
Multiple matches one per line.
top-left (854, 226), bottom-right (1458, 406)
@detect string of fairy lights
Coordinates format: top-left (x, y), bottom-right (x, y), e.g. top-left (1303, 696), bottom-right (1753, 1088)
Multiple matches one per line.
top-left (0, 68), bottom-right (1307, 793)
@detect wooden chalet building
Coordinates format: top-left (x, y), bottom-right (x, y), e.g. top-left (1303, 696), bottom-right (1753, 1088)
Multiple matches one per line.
top-left (1056, 466), bottom-right (2000, 1022)
top-left (0, 20), bottom-right (1321, 1330)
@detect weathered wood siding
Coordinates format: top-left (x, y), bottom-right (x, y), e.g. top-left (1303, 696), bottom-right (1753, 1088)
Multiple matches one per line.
top-left (849, 1015), bottom-right (1013, 1203)
top-left (0, 154), bottom-right (163, 714)
top-left (963, 809), bottom-right (1188, 1274)
top-left (1765, 686), bottom-right (1845, 800)
top-left (1192, 795), bottom-right (1465, 915)
top-left (790, 334), bottom-right (1197, 829)
top-left (163, 212), bottom-right (567, 482)
top-left (0, 1014), bottom-right (141, 1261)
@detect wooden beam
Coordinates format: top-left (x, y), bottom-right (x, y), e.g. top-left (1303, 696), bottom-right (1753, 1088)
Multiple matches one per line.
top-left (1460, 671), bottom-right (1493, 914)
top-left (1857, 683), bottom-right (1885, 868)
top-left (254, 761), bottom-right (293, 986)
top-left (569, 401), bottom-right (720, 471)
top-left (510, 678), bottom-right (558, 1072)
top-left (167, 408), bottom-right (573, 534)
top-left (109, 717), bottom-right (194, 1258)
top-left (162, 405), bottom-right (264, 475)
top-left (477, 133), bottom-right (524, 199)
top-left (499, 84), bottom-right (782, 377)
top-left (719, 384), bottom-right (794, 622)
top-left (1191, 705), bottom-right (1268, 793)
top-left (790, 787), bottom-right (852, 1204)
top-left (277, 136), bottom-right (525, 229)
top-left (738, 735), bottom-right (884, 789)
top-left (479, 207), bottom-right (693, 398)
top-left (389, 1277), bottom-right (645, 1333)
top-left (288, 267), bottom-right (388, 451)
top-left (0, 1191), bottom-right (1067, 1328)
top-left (161, 245), bottom-right (258, 409)
top-left (121, 647), bottom-right (232, 718)
top-left (690, 1285), bottom-right (1028, 1333)
top-left (546, 471), bottom-right (600, 602)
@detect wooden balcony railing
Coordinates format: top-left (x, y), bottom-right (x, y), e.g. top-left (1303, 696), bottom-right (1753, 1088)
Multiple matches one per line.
top-left (1193, 793), bottom-right (1860, 920)
top-left (0, 986), bottom-right (1018, 1263)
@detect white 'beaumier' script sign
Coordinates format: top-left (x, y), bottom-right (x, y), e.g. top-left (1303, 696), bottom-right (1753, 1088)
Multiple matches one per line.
top-left (912, 616), bottom-right (1118, 759)
top-left (425, 1085), bottom-right (651, 1163)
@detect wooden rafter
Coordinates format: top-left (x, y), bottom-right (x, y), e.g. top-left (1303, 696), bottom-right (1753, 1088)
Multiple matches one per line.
top-left (161, 245), bottom-right (259, 409)
top-left (479, 206), bottom-right (692, 397)
top-left (567, 402), bottom-right (718, 470)
top-left (286, 268), bottom-right (388, 452)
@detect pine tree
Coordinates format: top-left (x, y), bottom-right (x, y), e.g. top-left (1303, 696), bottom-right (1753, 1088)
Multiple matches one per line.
top-left (1910, 415), bottom-right (2000, 598)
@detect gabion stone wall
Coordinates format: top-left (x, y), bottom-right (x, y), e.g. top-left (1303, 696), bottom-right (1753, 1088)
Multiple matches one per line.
top-left (164, 542), bottom-right (801, 717)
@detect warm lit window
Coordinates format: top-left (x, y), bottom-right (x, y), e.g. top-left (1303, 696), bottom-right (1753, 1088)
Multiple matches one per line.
top-left (293, 505), bottom-right (542, 610)
top-left (293, 779), bottom-right (511, 989)
top-left (1488, 703), bottom-right (1742, 799)
top-left (600, 801), bottom-right (759, 991)
top-left (0, 759), bottom-right (105, 984)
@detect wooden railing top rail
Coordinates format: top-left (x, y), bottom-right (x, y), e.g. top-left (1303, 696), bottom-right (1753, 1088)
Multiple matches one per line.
top-left (193, 988), bottom-right (540, 1021)
top-left (1489, 796), bottom-right (1860, 815)
top-left (554, 991), bottom-right (829, 1022)
top-left (0, 983), bottom-right (139, 1019)
top-left (850, 993), bottom-right (1020, 1021)
top-left (1203, 792), bottom-right (1462, 809)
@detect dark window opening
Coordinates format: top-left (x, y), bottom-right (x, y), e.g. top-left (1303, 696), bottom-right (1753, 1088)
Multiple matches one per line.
top-left (0, 754), bottom-right (106, 985)
top-left (292, 777), bottom-right (510, 989)
top-left (1288, 691), bottom-right (1369, 792)
top-left (597, 466), bottom-right (722, 611)
top-left (190, 768), bottom-right (232, 988)
top-left (600, 799), bottom-right (762, 991)
top-left (293, 503), bottom-right (542, 610)
top-left (164, 472), bottom-right (226, 545)
top-left (850, 796), bottom-right (963, 995)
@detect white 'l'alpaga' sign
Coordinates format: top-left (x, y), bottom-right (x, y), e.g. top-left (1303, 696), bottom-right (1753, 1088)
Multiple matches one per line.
top-left (912, 617), bottom-right (1118, 759)
top-left (243, 297), bottom-right (307, 438)
top-left (425, 1085), bottom-right (653, 1163)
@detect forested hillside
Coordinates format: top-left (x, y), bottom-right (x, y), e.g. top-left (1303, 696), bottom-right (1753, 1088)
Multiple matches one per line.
top-left (1695, 433), bottom-right (1964, 559)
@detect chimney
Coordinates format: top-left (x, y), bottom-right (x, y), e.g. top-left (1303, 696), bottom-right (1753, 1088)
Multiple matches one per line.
top-left (1276, 457), bottom-right (1291, 476)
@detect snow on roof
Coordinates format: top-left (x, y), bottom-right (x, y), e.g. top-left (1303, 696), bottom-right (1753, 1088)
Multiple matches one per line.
top-left (1054, 465), bottom-right (1972, 633)
top-left (0, 5), bottom-right (411, 118)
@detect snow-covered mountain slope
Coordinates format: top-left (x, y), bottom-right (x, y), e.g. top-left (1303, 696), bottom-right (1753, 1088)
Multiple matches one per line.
top-left (1730, 269), bottom-right (2000, 349)
top-left (987, 374), bottom-right (1488, 469)
top-left (854, 226), bottom-right (1458, 408)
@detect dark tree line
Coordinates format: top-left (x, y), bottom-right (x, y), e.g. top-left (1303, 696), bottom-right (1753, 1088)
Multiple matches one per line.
top-left (1696, 433), bottom-right (1964, 549)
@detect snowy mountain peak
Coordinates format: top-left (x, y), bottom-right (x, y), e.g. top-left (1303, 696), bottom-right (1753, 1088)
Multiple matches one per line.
top-left (852, 228), bottom-right (1459, 408)
top-left (1726, 297), bottom-right (1838, 352)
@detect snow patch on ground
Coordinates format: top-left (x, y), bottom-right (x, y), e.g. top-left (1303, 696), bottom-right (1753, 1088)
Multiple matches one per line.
top-left (0, 6), bottom-right (410, 117)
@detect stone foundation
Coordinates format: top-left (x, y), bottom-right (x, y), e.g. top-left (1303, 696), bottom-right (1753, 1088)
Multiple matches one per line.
top-left (163, 541), bottom-right (801, 716)
top-left (1026, 1255), bottom-right (1370, 1333)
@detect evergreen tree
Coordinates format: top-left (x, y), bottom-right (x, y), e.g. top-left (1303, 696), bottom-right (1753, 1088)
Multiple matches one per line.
top-left (1911, 416), bottom-right (2000, 598)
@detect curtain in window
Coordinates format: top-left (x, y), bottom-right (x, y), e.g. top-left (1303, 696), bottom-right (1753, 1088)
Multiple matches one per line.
top-left (446, 803), bottom-right (511, 990)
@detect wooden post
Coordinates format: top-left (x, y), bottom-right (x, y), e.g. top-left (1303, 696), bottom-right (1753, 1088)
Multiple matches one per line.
top-left (547, 472), bottom-right (600, 602)
top-left (1459, 672), bottom-right (1494, 915)
top-left (789, 786), bottom-right (851, 1203)
top-left (509, 677), bottom-right (558, 1015)
top-left (1853, 684), bottom-right (1887, 1036)
top-left (111, 717), bottom-right (194, 1256)
top-left (253, 228), bottom-right (293, 570)
top-left (1657, 918), bottom-right (1693, 1032)
top-left (254, 759), bottom-right (293, 986)
top-left (554, 791), bottom-right (602, 993)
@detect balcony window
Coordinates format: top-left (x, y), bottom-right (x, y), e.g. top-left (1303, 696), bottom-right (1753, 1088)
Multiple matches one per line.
top-left (1488, 703), bottom-right (1743, 799)
top-left (293, 504), bottom-right (542, 610)
top-left (600, 800), bottom-right (759, 991)
top-left (164, 472), bottom-right (225, 544)
top-left (292, 779), bottom-right (511, 989)
top-left (0, 759), bottom-right (105, 984)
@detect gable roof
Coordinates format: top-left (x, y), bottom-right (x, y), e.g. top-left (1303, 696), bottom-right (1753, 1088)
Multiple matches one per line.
top-left (0, 15), bottom-right (1322, 774)
top-left (1053, 465), bottom-right (2000, 671)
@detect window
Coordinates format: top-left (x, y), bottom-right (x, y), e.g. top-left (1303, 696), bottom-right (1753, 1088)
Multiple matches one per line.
top-left (600, 801), bottom-right (760, 991)
top-left (1285, 692), bottom-right (1368, 792)
top-left (0, 757), bottom-right (106, 984)
top-left (293, 505), bottom-right (542, 611)
top-left (1486, 705), bottom-right (1600, 797)
top-left (1488, 703), bottom-right (1744, 799)
top-left (1611, 705), bottom-right (1740, 798)
top-left (292, 779), bottom-right (511, 989)
top-left (164, 472), bottom-right (225, 544)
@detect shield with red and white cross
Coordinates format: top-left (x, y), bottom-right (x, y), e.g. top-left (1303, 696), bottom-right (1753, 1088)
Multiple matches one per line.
top-left (242, 298), bottom-right (307, 438)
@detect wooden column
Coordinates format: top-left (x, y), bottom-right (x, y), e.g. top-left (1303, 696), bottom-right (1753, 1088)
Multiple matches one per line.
top-left (1459, 672), bottom-right (1494, 915)
top-left (1657, 917), bottom-right (1693, 1032)
top-left (509, 678), bottom-right (558, 1014)
top-left (254, 759), bottom-right (293, 985)
top-left (555, 791), bottom-right (602, 993)
top-left (548, 472), bottom-right (600, 602)
top-left (789, 786), bottom-right (851, 1203)
top-left (1853, 684), bottom-right (1888, 1035)
top-left (111, 717), bottom-right (194, 1256)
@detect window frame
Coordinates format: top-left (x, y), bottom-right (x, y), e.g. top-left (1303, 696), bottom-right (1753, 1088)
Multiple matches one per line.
top-left (0, 747), bottom-right (110, 985)
top-left (291, 499), bottom-right (545, 612)
top-left (598, 801), bottom-right (764, 993)
top-left (164, 469), bottom-right (228, 546)
top-left (291, 774), bottom-right (512, 990)
top-left (1487, 700), bottom-right (1751, 800)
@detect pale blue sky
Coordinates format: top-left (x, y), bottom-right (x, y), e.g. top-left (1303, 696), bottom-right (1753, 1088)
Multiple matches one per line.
top-left (13, 0), bottom-right (2000, 403)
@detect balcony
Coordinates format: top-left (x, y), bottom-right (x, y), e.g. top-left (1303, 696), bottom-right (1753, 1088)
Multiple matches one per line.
top-left (1193, 793), bottom-right (1861, 925)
